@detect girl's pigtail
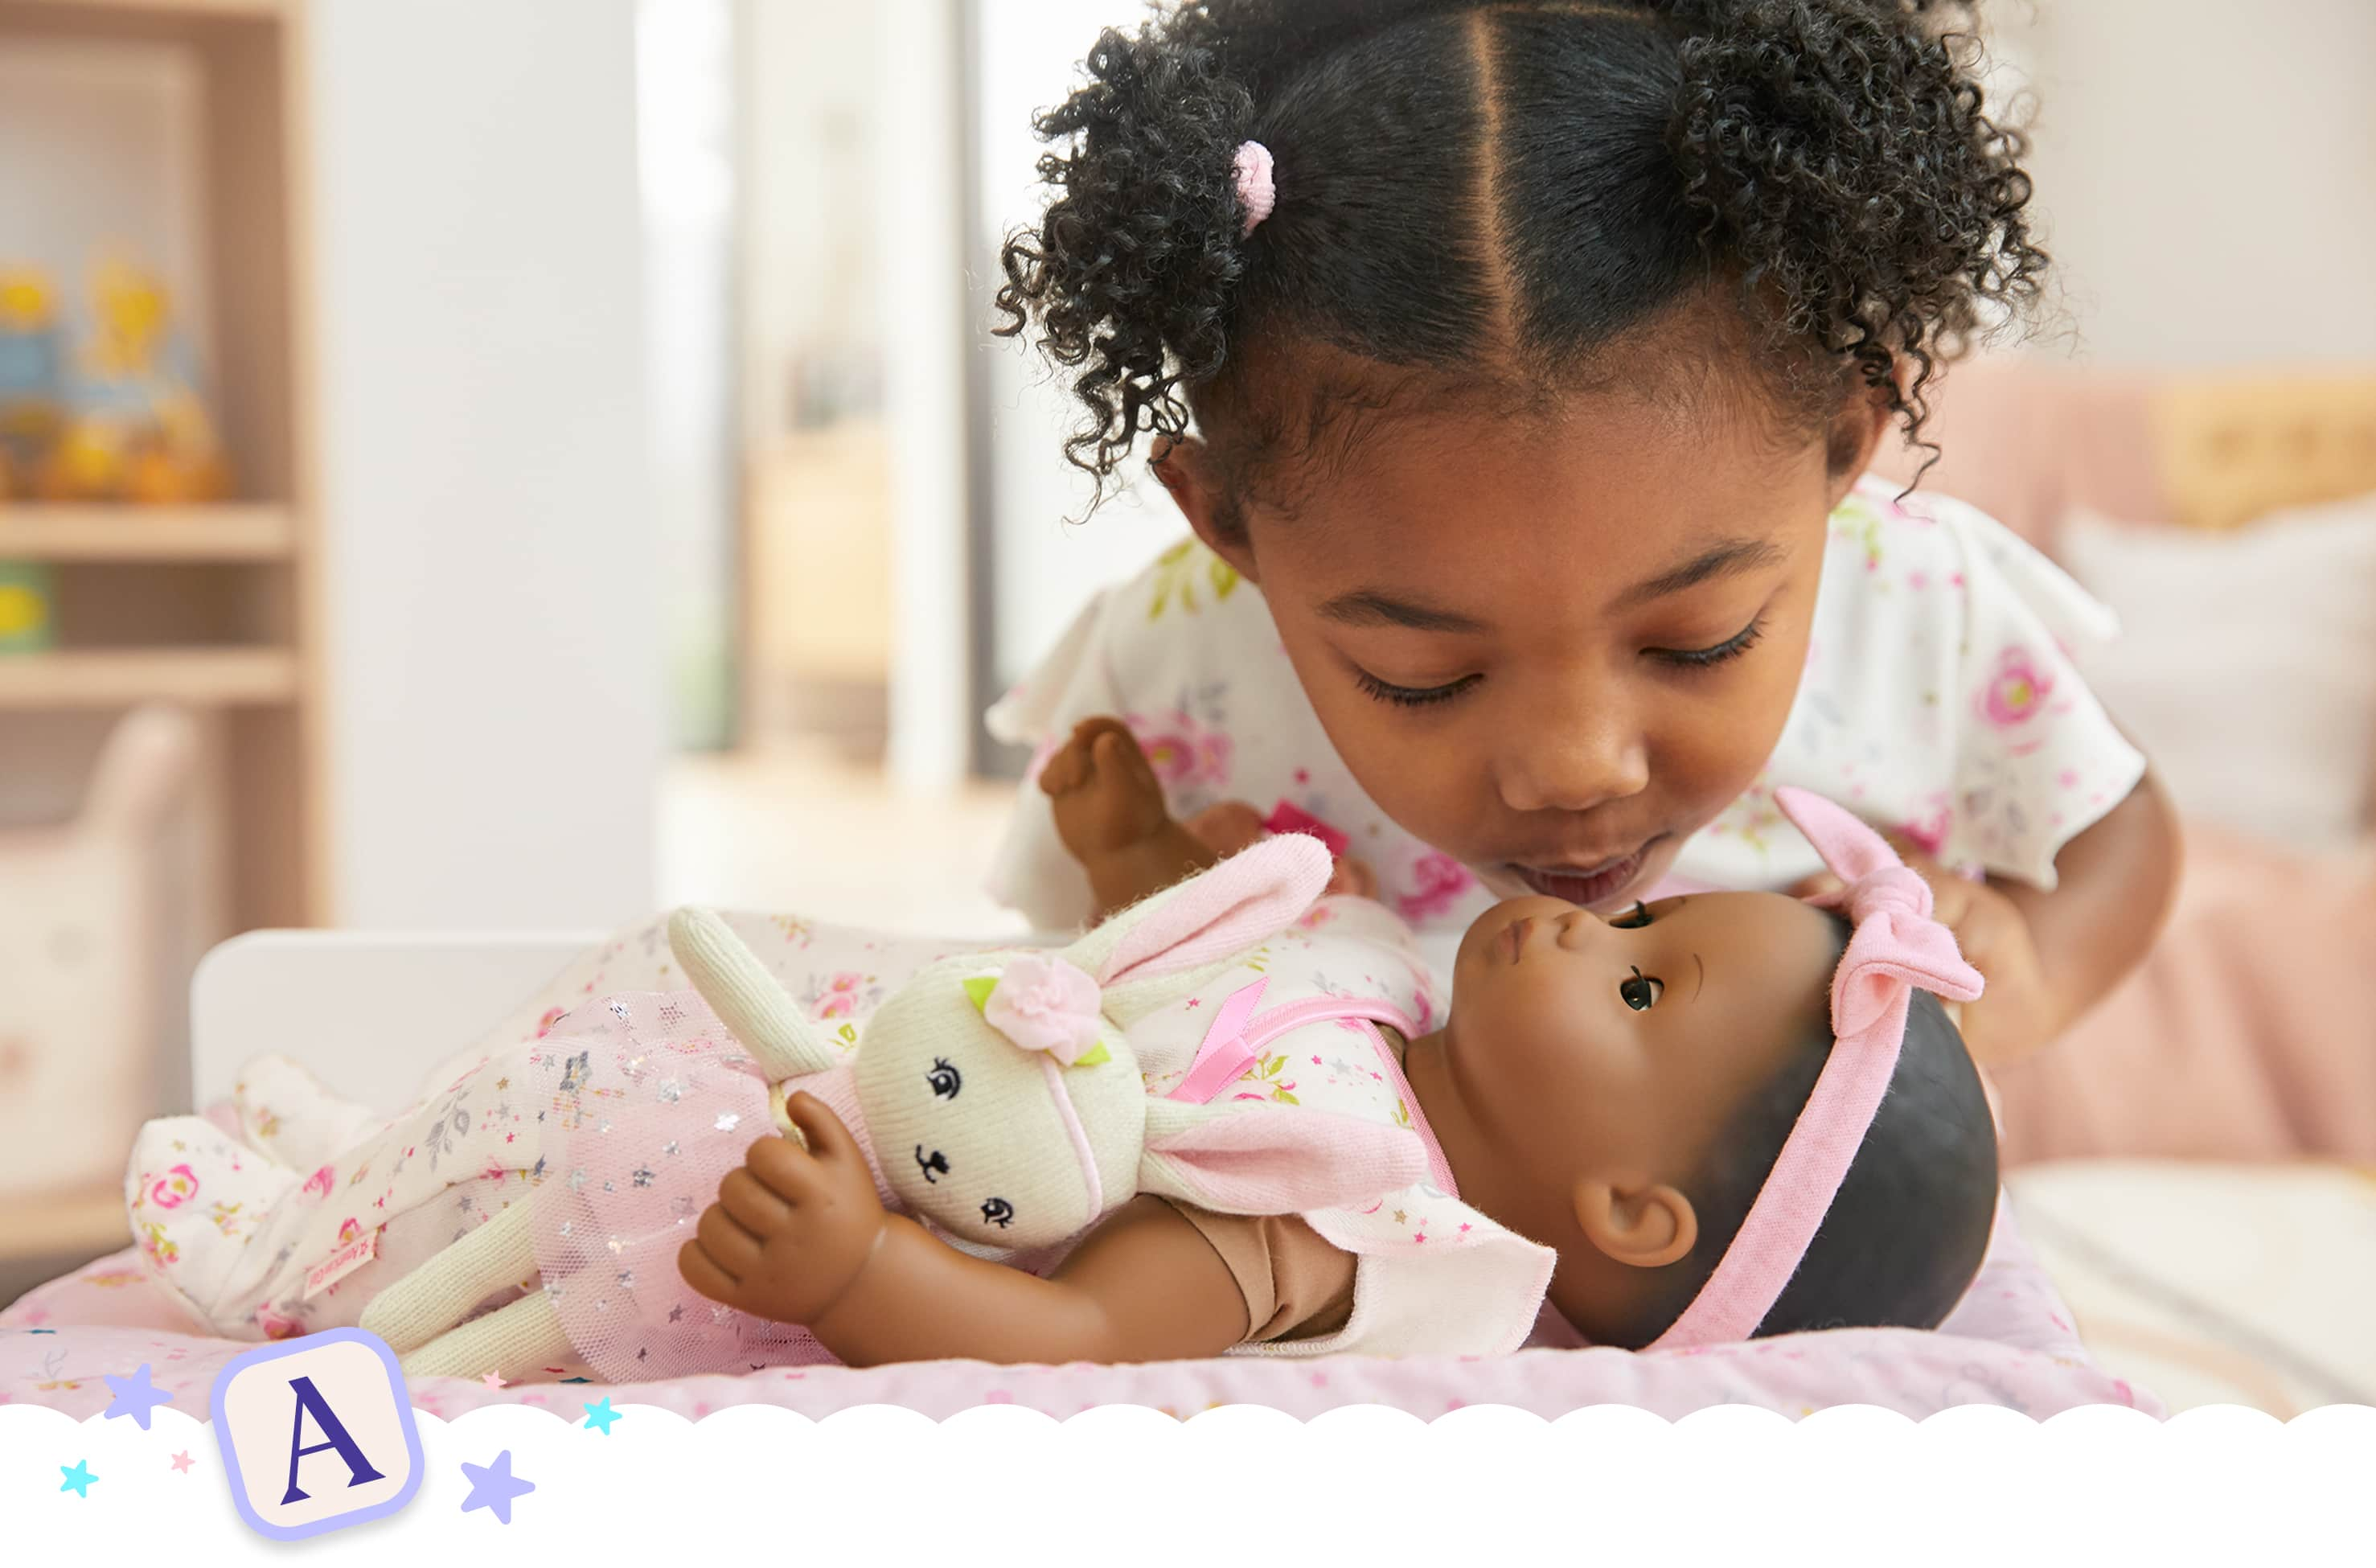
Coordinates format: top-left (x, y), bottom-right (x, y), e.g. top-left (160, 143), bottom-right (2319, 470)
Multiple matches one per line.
top-left (1660, 0), bottom-right (2048, 458)
top-left (994, 25), bottom-right (1258, 496)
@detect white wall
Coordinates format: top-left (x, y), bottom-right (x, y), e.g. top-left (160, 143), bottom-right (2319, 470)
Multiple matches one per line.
top-left (1995, 0), bottom-right (2376, 366)
top-left (308, 0), bottom-right (663, 930)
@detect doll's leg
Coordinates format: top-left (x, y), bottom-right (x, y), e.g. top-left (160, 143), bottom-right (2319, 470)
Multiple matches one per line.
top-left (397, 1291), bottom-right (570, 1381)
top-left (359, 1198), bottom-right (538, 1353)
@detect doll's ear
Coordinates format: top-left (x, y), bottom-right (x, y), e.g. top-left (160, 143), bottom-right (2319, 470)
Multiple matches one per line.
top-left (1065, 835), bottom-right (1332, 988)
top-left (1138, 1099), bottom-right (1429, 1217)
top-left (668, 909), bottom-right (840, 1081)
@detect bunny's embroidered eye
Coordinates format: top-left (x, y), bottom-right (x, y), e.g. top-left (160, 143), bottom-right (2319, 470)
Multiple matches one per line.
top-left (980, 1198), bottom-right (1014, 1229)
top-left (915, 1147), bottom-right (950, 1184)
top-left (926, 1057), bottom-right (962, 1100)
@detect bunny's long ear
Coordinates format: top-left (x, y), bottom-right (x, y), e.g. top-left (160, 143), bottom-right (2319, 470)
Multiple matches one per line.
top-left (1065, 835), bottom-right (1332, 988)
top-left (1138, 1098), bottom-right (1430, 1217)
top-left (668, 908), bottom-right (840, 1081)
top-left (80, 704), bottom-right (199, 833)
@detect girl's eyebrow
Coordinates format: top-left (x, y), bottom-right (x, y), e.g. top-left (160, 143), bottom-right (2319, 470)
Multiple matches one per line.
top-left (1611, 537), bottom-right (1787, 611)
top-left (1318, 590), bottom-right (1489, 634)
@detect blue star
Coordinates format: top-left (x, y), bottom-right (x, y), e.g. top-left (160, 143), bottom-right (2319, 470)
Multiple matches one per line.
top-left (581, 1397), bottom-right (622, 1435)
top-left (59, 1460), bottom-right (98, 1498)
top-left (458, 1450), bottom-right (535, 1525)
top-left (101, 1364), bottom-right (175, 1430)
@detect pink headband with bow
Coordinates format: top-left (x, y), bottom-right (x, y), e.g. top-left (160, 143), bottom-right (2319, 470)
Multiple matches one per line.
top-left (1651, 786), bottom-right (1985, 1349)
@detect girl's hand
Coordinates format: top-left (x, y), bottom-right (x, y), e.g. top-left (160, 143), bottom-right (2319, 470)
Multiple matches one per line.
top-left (677, 1092), bottom-right (888, 1327)
top-left (1184, 801), bottom-right (1381, 901)
top-left (1792, 839), bottom-right (2057, 1068)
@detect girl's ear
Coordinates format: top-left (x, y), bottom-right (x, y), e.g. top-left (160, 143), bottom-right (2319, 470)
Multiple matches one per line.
top-left (668, 909), bottom-right (841, 1082)
top-left (1824, 385), bottom-right (1894, 507)
top-left (1063, 835), bottom-right (1332, 988)
top-left (1152, 435), bottom-right (1260, 585)
top-left (1139, 1099), bottom-right (1430, 1217)
top-left (1571, 1175), bottom-right (1699, 1270)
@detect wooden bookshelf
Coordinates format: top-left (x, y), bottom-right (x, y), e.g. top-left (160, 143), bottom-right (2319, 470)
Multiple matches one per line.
top-left (0, 647), bottom-right (299, 708)
top-left (0, 503), bottom-right (298, 560)
top-left (0, 0), bottom-right (322, 930)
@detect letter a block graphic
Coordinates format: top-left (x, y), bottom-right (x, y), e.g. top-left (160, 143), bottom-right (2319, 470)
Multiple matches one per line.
top-left (210, 1328), bottom-right (425, 1540)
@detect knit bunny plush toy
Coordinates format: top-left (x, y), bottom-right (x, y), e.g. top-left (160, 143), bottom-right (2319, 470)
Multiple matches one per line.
top-left (663, 833), bottom-right (1429, 1259)
top-left (118, 835), bottom-right (1428, 1383)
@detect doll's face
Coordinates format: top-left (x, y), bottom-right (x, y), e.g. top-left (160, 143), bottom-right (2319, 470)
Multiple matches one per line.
top-left (1438, 891), bottom-right (1840, 1254)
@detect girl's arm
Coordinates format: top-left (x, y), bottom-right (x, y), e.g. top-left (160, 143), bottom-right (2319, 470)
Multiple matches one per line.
top-left (678, 1094), bottom-right (1252, 1367)
top-left (1989, 768), bottom-right (2181, 1046)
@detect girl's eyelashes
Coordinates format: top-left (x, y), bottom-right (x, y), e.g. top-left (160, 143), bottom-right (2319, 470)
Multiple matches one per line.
top-left (1353, 669), bottom-right (1481, 709)
top-left (1650, 614), bottom-right (1767, 671)
top-left (1619, 966), bottom-right (1664, 1011)
top-left (1608, 900), bottom-right (1653, 930)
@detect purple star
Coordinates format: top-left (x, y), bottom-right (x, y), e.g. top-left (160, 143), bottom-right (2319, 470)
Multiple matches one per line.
top-left (459, 1449), bottom-right (535, 1525)
top-left (101, 1364), bottom-right (174, 1430)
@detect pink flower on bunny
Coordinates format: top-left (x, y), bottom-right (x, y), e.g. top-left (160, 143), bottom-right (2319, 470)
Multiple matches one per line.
top-left (980, 955), bottom-right (1105, 1065)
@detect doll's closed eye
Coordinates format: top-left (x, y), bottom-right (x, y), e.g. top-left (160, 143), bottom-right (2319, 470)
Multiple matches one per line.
top-left (926, 1057), bottom-right (961, 1099)
top-left (1620, 967), bottom-right (1664, 1011)
top-left (1609, 900), bottom-right (1654, 930)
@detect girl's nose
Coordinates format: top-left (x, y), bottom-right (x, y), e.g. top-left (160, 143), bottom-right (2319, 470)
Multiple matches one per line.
top-left (1495, 709), bottom-right (1650, 817)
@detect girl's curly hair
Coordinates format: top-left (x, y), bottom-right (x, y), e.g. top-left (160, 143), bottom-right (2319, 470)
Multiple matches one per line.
top-left (995, 0), bottom-right (2046, 509)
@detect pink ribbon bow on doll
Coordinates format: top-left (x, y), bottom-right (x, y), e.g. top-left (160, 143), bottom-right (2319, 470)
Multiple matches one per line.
top-left (1651, 786), bottom-right (1985, 1350)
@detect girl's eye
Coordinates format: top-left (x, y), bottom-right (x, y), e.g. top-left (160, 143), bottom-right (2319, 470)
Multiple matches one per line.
top-left (1355, 670), bottom-right (1481, 709)
top-left (1651, 614), bottom-right (1767, 671)
top-left (925, 1058), bottom-right (961, 1100)
top-left (1609, 900), bottom-right (1653, 930)
top-left (980, 1198), bottom-right (1015, 1229)
top-left (1620, 967), bottom-right (1664, 1011)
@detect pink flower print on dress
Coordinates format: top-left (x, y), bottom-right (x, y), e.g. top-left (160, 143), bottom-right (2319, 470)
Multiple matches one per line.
top-left (1897, 797), bottom-right (1953, 860)
top-left (536, 1007), bottom-right (567, 1038)
top-left (1396, 852), bottom-right (1475, 924)
top-left (148, 1164), bottom-right (199, 1210)
top-left (1125, 711), bottom-right (1233, 791)
top-left (255, 1305), bottom-right (302, 1340)
top-left (336, 1217), bottom-right (361, 1246)
top-left (1977, 646), bottom-right (2054, 730)
top-left (302, 1164), bottom-right (336, 1201)
top-left (812, 972), bottom-right (868, 1020)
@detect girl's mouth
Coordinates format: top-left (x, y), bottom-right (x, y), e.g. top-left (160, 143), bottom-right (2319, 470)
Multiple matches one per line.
top-left (1512, 841), bottom-right (1657, 909)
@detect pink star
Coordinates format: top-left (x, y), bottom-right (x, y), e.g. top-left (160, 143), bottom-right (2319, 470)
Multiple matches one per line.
top-left (170, 1451), bottom-right (194, 1474)
top-left (481, 1372), bottom-right (507, 1389)
top-left (1185, 999), bottom-right (1200, 1010)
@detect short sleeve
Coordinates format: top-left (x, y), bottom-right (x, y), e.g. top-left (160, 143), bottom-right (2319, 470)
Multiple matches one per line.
top-left (1933, 503), bottom-right (2149, 888)
top-left (1162, 1200), bottom-right (1358, 1345)
top-left (981, 589), bottom-right (1123, 933)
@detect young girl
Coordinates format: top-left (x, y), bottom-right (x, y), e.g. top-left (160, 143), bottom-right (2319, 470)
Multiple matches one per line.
top-left (984, 0), bottom-right (2177, 1068)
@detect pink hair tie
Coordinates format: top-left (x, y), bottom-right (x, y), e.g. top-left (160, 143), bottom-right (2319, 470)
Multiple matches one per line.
top-left (1233, 141), bottom-right (1276, 237)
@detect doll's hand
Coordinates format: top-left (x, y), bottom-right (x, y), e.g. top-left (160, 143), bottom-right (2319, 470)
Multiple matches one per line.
top-left (1042, 717), bottom-right (1175, 862)
top-left (1792, 840), bottom-right (2056, 1068)
top-left (677, 1093), bottom-right (888, 1327)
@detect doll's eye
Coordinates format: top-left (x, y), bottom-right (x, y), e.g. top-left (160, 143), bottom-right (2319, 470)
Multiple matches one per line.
top-left (1619, 967), bottom-right (1664, 1011)
top-left (979, 1198), bottom-right (1015, 1229)
top-left (925, 1057), bottom-right (962, 1100)
top-left (1609, 901), bottom-right (1653, 930)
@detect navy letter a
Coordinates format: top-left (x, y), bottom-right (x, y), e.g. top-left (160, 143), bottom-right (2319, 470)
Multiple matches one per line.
top-left (280, 1374), bottom-right (387, 1504)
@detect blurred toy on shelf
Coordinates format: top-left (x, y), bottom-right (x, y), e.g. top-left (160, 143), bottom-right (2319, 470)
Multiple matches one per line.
top-left (0, 560), bottom-right (55, 653)
top-left (36, 255), bottom-right (232, 505)
top-left (0, 704), bottom-right (201, 1201)
top-left (0, 268), bottom-right (67, 503)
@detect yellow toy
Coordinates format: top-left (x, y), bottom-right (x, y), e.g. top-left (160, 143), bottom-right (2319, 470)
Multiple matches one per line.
top-left (39, 257), bottom-right (232, 504)
top-left (0, 267), bottom-right (66, 503)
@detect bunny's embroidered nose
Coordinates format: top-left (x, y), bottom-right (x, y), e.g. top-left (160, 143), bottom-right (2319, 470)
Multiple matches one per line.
top-left (914, 1146), bottom-right (950, 1184)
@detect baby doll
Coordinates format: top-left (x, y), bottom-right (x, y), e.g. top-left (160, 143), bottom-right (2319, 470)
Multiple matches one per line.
top-left (641, 722), bottom-right (2001, 1367)
top-left (131, 731), bottom-right (1996, 1377)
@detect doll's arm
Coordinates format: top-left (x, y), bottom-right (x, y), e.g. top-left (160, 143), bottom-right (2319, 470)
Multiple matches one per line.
top-left (1041, 717), bottom-right (1226, 916)
top-left (679, 1093), bottom-right (1251, 1366)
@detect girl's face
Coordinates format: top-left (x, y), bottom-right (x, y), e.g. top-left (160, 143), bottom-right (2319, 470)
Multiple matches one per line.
top-left (1172, 385), bottom-right (1875, 911)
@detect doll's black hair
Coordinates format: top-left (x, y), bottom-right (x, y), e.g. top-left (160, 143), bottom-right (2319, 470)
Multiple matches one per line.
top-left (995, 0), bottom-right (2046, 514)
top-left (1624, 914), bottom-right (1999, 1346)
